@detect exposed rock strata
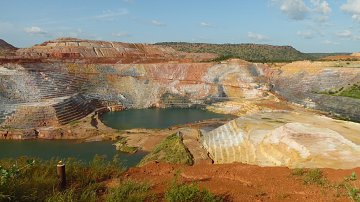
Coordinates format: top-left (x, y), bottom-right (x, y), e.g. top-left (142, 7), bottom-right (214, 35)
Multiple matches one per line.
top-left (202, 111), bottom-right (360, 169)
top-left (8, 38), bottom-right (216, 64)
top-left (1, 38), bottom-right (360, 170)
top-left (271, 61), bottom-right (360, 122)
top-left (0, 60), bottom-right (271, 128)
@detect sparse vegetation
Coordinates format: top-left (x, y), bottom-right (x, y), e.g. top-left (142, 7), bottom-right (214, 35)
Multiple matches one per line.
top-left (343, 172), bottom-right (360, 202)
top-left (303, 169), bottom-right (328, 186)
top-left (0, 155), bottom-right (124, 201)
top-left (139, 134), bottom-right (193, 166)
top-left (113, 137), bottom-right (138, 153)
top-left (155, 42), bottom-right (313, 62)
top-left (291, 168), bottom-right (306, 176)
top-left (292, 168), bottom-right (328, 186)
top-left (338, 84), bottom-right (360, 99)
top-left (318, 83), bottom-right (360, 99)
top-left (106, 180), bottom-right (153, 202)
top-left (165, 177), bottom-right (223, 202)
top-left (291, 169), bottom-right (360, 201)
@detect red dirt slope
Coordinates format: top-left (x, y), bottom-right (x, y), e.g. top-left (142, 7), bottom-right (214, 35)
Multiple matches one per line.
top-left (123, 162), bottom-right (360, 201)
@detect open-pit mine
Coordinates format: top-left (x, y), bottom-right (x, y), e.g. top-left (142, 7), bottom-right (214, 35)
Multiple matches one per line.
top-left (1, 38), bottom-right (360, 170)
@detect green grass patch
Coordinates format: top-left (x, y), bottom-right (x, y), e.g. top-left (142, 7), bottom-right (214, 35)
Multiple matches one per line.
top-left (303, 169), bottom-right (327, 186)
top-left (106, 180), bottom-right (154, 202)
top-left (291, 169), bottom-right (360, 201)
top-left (291, 168), bottom-right (306, 176)
top-left (343, 172), bottom-right (360, 202)
top-left (337, 84), bottom-right (360, 99)
top-left (291, 168), bottom-right (328, 186)
top-left (165, 177), bottom-right (223, 202)
top-left (113, 137), bottom-right (138, 154)
top-left (317, 83), bottom-right (360, 99)
top-left (138, 134), bottom-right (193, 166)
top-left (0, 155), bottom-right (124, 201)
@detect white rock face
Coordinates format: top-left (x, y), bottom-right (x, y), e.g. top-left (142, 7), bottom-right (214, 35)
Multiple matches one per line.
top-left (202, 111), bottom-right (360, 169)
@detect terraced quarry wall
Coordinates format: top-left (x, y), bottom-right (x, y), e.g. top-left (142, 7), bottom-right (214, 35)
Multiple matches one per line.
top-left (1, 38), bottom-right (360, 169)
top-left (0, 60), bottom-right (270, 128)
top-left (1, 38), bottom-right (360, 129)
top-left (271, 61), bottom-right (360, 122)
top-left (2, 59), bottom-right (360, 129)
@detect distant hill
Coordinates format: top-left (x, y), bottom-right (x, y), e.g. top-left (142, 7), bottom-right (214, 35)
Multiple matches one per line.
top-left (0, 39), bottom-right (16, 50)
top-left (0, 39), bottom-right (17, 56)
top-left (155, 42), bottom-right (313, 62)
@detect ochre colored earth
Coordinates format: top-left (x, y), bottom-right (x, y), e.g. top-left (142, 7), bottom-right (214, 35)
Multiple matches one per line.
top-left (121, 162), bottom-right (360, 201)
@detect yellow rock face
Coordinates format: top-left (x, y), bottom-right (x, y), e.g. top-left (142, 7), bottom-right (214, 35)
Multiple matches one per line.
top-left (202, 111), bottom-right (360, 169)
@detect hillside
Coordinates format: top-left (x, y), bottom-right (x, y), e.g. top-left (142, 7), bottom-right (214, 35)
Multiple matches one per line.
top-left (155, 42), bottom-right (313, 62)
top-left (0, 39), bottom-right (17, 55)
top-left (5, 38), bottom-right (216, 64)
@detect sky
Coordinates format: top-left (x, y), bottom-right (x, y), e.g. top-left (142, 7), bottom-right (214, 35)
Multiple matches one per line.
top-left (0, 0), bottom-right (360, 53)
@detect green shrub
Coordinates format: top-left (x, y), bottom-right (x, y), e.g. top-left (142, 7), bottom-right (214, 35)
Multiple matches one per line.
top-left (348, 188), bottom-right (360, 202)
top-left (291, 168), bottom-right (328, 186)
top-left (303, 169), bottom-right (327, 186)
top-left (343, 172), bottom-right (360, 202)
top-left (291, 168), bottom-right (306, 176)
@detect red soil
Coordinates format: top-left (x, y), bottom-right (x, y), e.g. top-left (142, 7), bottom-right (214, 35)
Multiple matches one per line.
top-left (123, 162), bottom-right (360, 201)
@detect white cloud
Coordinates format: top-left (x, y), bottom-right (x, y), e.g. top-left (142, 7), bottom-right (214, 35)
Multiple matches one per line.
top-left (24, 26), bottom-right (49, 36)
top-left (313, 15), bottom-right (329, 23)
top-left (297, 31), bottom-right (315, 39)
top-left (151, 20), bottom-right (166, 27)
top-left (94, 9), bottom-right (128, 20)
top-left (200, 22), bottom-right (213, 27)
top-left (112, 32), bottom-right (131, 37)
top-left (272, 0), bottom-right (310, 20)
top-left (272, 0), bottom-right (331, 23)
top-left (336, 30), bottom-right (353, 38)
top-left (336, 30), bottom-right (360, 40)
top-left (311, 0), bottom-right (331, 15)
top-left (341, 0), bottom-right (360, 22)
top-left (322, 40), bottom-right (339, 45)
top-left (247, 32), bottom-right (270, 42)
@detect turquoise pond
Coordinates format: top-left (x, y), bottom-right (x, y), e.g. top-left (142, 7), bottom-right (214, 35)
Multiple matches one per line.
top-left (100, 108), bottom-right (233, 130)
top-left (0, 140), bottom-right (146, 167)
top-left (0, 108), bottom-right (233, 166)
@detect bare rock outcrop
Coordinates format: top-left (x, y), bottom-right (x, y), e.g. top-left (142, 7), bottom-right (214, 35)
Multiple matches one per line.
top-left (271, 61), bottom-right (360, 122)
top-left (202, 111), bottom-right (360, 169)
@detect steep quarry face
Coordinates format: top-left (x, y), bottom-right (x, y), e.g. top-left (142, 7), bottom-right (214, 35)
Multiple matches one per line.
top-left (271, 61), bottom-right (360, 122)
top-left (1, 39), bottom-right (360, 169)
top-left (202, 111), bottom-right (360, 169)
top-left (0, 60), bottom-right (270, 128)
